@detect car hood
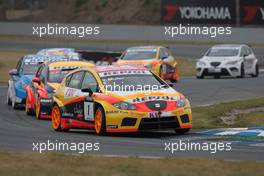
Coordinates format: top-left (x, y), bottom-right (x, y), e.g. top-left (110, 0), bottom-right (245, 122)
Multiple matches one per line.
top-left (47, 82), bottom-right (61, 90)
top-left (106, 87), bottom-right (181, 102)
top-left (201, 56), bottom-right (239, 63)
top-left (116, 59), bottom-right (158, 65)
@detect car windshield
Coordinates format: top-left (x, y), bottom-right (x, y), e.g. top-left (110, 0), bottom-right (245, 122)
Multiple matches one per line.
top-left (122, 49), bottom-right (157, 60)
top-left (206, 48), bottom-right (239, 57)
top-left (99, 70), bottom-right (168, 92)
top-left (22, 63), bottom-right (40, 75)
top-left (48, 66), bottom-right (79, 83)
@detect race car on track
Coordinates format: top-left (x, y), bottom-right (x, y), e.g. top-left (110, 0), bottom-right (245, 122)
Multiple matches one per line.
top-left (196, 44), bottom-right (259, 79)
top-left (37, 48), bottom-right (80, 60)
top-left (116, 46), bottom-right (179, 82)
top-left (7, 54), bottom-right (68, 109)
top-left (51, 65), bottom-right (192, 135)
top-left (25, 61), bottom-right (94, 118)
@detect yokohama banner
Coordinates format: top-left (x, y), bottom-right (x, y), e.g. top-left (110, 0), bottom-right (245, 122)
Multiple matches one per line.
top-left (161, 0), bottom-right (236, 25)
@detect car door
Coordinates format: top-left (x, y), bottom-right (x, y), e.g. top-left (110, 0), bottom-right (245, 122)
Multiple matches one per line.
top-left (241, 46), bottom-right (252, 73)
top-left (80, 71), bottom-right (99, 121)
top-left (245, 46), bottom-right (256, 73)
top-left (63, 71), bottom-right (86, 120)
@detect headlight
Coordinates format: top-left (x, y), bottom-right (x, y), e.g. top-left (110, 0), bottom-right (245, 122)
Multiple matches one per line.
top-left (113, 101), bottom-right (136, 110)
top-left (197, 61), bottom-right (206, 66)
top-left (144, 64), bottom-right (153, 70)
top-left (176, 98), bottom-right (186, 108)
top-left (226, 60), bottom-right (239, 65)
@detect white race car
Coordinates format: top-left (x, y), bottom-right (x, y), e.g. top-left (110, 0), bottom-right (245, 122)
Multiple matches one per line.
top-left (196, 44), bottom-right (259, 79)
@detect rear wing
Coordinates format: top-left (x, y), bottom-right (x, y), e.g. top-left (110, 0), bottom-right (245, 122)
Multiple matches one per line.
top-left (77, 50), bottom-right (122, 65)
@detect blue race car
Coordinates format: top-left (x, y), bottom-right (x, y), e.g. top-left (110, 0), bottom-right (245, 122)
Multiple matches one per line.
top-left (37, 48), bottom-right (80, 60)
top-left (7, 54), bottom-right (79, 109)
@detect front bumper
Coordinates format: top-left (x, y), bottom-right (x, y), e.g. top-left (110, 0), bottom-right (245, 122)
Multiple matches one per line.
top-left (105, 107), bottom-right (192, 132)
top-left (196, 66), bottom-right (240, 77)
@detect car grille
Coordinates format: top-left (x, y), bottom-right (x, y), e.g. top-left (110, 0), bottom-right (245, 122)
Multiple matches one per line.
top-left (139, 116), bottom-right (179, 130)
top-left (145, 101), bottom-right (167, 111)
top-left (210, 62), bottom-right (221, 67)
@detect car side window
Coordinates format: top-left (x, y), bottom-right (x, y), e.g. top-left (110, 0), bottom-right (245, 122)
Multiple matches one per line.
top-left (36, 65), bottom-right (43, 77)
top-left (81, 71), bottom-right (98, 92)
top-left (159, 48), bottom-right (169, 60)
top-left (240, 47), bottom-right (247, 57)
top-left (65, 74), bottom-right (73, 87)
top-left (40, 66), bottom-right (48, 84)
top-left (16, 57), bottom-right (23, 74)
top-left (68, 71), bottom-right (84, 89)
top-left (246, 47), bottom-right (252, 55)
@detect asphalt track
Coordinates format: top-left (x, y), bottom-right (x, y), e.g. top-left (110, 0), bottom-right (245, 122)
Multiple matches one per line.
top-left (0, 73), bottom-right (264, 161)
top-left (0, 40), bottom-right (264, 64)
top-left (0, 41), bottom-right (264, 160)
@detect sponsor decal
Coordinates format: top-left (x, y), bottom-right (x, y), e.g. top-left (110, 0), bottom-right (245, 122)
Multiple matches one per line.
top-left (132, 96), bottom-right (177, 103)
top-left (161, 0), bottom-right (236, 25)
top-left (240, 0), bottom-right (264, 25)
top-left (149, 111), bottom-right (162, 118)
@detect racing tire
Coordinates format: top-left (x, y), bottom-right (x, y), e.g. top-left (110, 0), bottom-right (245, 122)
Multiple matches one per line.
top-left (94, 106), bottom-right (106, 136)
top-left (174, 128), bottom-right (190, 135)
top-left (7, 87), bottom-right (12, 106)
top-left (196, 74), bottom-right (204, 79)
top-left (25, 95), bottom-right (34, 116)
top-left (170, 79), bottom-right (178, 83)
top-left (251, 64), bottom-right (259, 78)
top-left (51, 104), bottom-right (69, 132)
top-left (238, 63), bottom-right (245, 78)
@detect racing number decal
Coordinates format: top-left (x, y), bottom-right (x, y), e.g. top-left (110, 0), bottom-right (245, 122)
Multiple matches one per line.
top-left (84, 102), bottom-right (94, 121)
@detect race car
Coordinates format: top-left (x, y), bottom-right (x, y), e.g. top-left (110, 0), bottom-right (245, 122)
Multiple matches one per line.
top-left (116, 46), bottom-right (179, 82)
top-left (37, 48), bottom-right (80, 60)
top-left (25, 61), bottom-right (94, 118)
top-left (196, 44), bottom-right (259, 79)
top-left (7, 54), bottom-right (67, 109)
top-left (51, 65), bottom-right (192, 135)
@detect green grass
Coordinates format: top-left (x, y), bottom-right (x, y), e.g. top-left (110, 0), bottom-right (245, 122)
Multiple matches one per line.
top-left (192, 97), bottom-right (264, 130)
top-left (0, 152), bottom-right (263, 176)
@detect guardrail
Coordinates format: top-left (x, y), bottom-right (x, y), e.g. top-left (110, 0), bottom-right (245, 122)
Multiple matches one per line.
top-left (0, 22), bottom-right (264, 44)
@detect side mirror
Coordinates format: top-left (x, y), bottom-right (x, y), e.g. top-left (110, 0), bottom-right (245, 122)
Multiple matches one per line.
top-left (243, 53), bottom-right (249, 58)
top-left (81, 87), bottom-right (93, 96)
top-left (32, 77), bottom-right (40, 84)
top-left (161, 56), bottom-right (168, 60)
top-left (9, 69), bottom-right (18, 76)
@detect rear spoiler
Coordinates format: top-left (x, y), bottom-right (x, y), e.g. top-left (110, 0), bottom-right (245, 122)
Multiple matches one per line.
top-left (77, 50), bottom-right (122, 65)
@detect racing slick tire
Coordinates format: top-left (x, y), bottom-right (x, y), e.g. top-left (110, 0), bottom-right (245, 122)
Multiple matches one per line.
top-left (94, 106), bottom-right (106, 136)
top-left (174, 128), bottom-right (190, 135)
top-left (51, 104), bottom-right (69, 132)
top-left (7, 87), bottom-right (12, 106)
top-left (25, 95), bottom-right (34, 116)
top-left (251, 64), bottom-right (259, 78)
top-left (170, 78), bottom-right (178, 83)
top-left (237, 63), bottom-right (245, 78)
top-left (196, 74), bottom-right (204, 79)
